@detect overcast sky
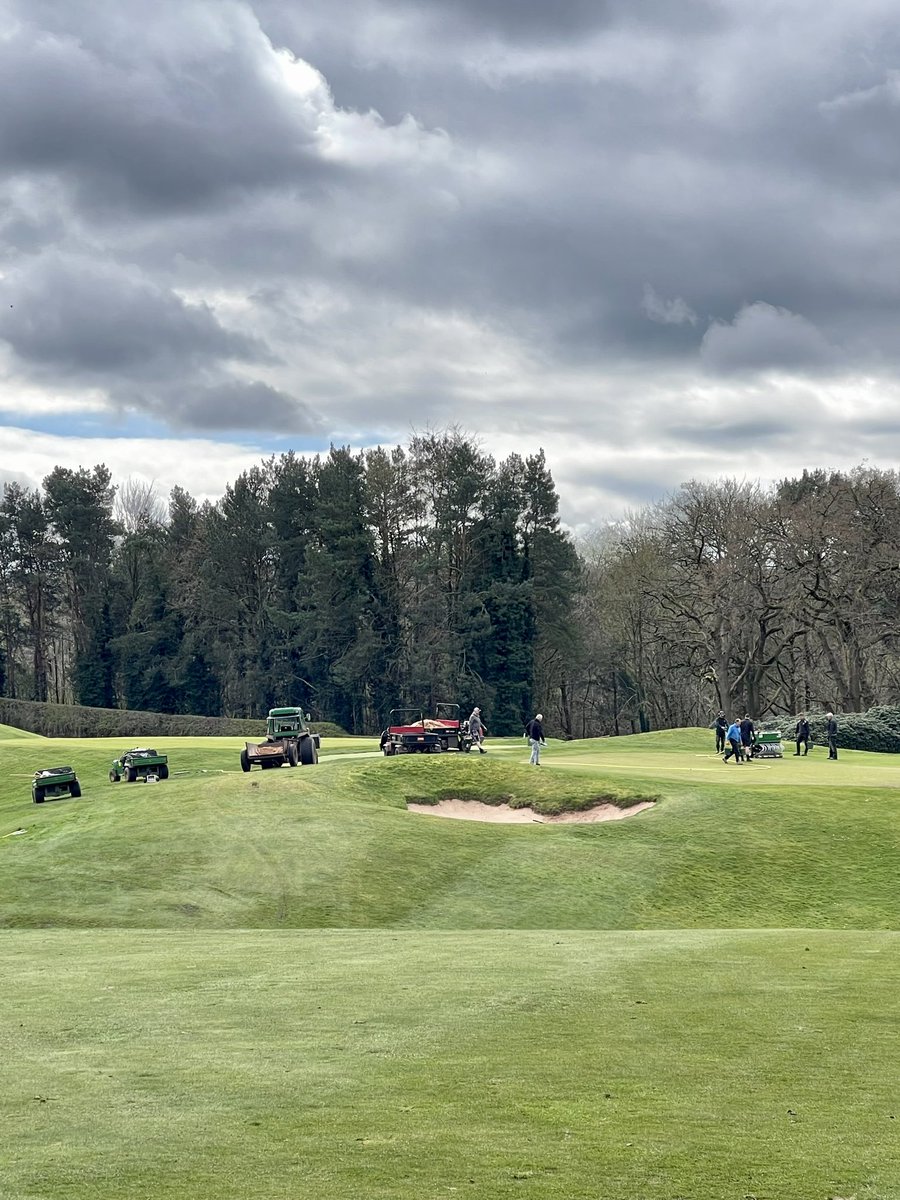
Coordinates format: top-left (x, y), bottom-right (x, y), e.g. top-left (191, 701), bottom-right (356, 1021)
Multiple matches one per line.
top-left (2, 0), bottom-right (900, 526)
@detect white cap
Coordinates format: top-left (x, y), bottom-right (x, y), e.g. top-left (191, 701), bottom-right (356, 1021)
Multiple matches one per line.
top-left (536, 713), bottom-right (543, 720)
top-left (474, 707), bottom-right (480, 712)
top-left (826, 711), bottom-right (833, 718)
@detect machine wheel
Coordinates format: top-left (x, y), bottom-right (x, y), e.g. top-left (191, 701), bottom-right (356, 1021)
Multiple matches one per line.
top-left (70, 781), bottom-right (81, 798)
top-left (299, 735), bottom-right (317, 766)
top-left (125, 766), bottom-right (137, 783)
top-left (383, 742), bottom-right (394, 756)
top-left (240, 749), bottom-right (251, 773)
top-left (462, 741), bottom-right (472, 754)
top-left (287, 742), bottom-right (299, 767)
top-left (33, 788), bottom-right (45, 804)
top-left (440, 739), bottom-right (449, 752)
top-left (109, 771), bottom-right (120, 783)
top-left (158, 764), bottom-right (169, 780)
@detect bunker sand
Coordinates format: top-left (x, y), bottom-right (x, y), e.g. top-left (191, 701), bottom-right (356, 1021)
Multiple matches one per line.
top-left (407, 799), bottom-right (655, 823)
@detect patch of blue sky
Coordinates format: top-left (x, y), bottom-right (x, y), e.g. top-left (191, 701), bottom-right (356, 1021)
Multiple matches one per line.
top-left (0, 410), bottom-right (323, 454)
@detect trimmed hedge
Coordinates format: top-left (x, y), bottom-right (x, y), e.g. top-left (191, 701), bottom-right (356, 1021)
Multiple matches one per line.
top-left (0, 697), bottom-right (348, 740)
top-left (780, 705), bottom-right (900, 754)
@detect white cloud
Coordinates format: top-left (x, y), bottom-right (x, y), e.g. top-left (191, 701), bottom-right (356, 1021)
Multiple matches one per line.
top-left (642, 284), bottom-right (697, 326)
top-left (0, 426), bottom-right (268, 504)
top-left (700, 303), bottom-right (835, 374)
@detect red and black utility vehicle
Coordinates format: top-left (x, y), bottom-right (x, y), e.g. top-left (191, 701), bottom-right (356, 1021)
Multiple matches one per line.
top-left (380, 704), bottom-right (474, 756)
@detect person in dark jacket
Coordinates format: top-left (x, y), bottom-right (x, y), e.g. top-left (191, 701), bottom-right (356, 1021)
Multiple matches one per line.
top-left (739, 715), bottom-right (755, 761)
top-left (794, 714), bottom-right (810, 756)
top-left (826, 712), bottom-right (838, 759)
top-left (714, 712), bottom-right (728, 754)
top-left (525, 714), bottom-right (546, 765)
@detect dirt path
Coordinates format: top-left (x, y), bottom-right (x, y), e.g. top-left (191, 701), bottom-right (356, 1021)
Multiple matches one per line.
top-left (406, 799), bottom-right (655, 823)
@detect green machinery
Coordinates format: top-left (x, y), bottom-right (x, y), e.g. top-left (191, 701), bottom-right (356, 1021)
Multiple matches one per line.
top-left (32, 765), bottom-right (81, 803)
top-left (240, 707), bottom-right (321, 771)
top-left (751, 729), bottom-right (784, 759)
top-left (109, 747), bottom-right (170, 783)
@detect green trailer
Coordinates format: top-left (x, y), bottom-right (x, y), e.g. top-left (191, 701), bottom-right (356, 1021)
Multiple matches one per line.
top-left (32, 766), bottom-right (81, 803)
top-left (109, 747), bottom-right (170, 783)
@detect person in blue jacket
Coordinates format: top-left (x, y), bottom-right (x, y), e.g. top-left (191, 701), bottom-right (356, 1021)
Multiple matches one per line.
top-left (723, 719), bottom-right (743, 763)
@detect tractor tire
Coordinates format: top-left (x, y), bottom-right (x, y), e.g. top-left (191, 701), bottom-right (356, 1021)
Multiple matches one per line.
top-left (299, 735), bottom-right (317, 766)
top-left (158, 764), bottom-right (169, 780)
top-left (383, 742), bottom-right (394, 756)
top-left (33, 788), bottom-right (45, 804)
top-left (287, 742), bottom-right (299, 768)
top-left (109, 771), bottom-right (120, 783)
top-left (240, 749), bottom-right (251, 773)
top-left (125, 766), bottom-right (137, 783)
top-left (440, 739), bottom-right (449, 752)
top-left (462, 741), bottom-right (472, 753)
top-left (70, 781), bottom-right (81, 798)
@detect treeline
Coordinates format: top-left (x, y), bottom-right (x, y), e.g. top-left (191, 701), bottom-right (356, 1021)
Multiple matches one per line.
top-left (566, 467), bottom-right (900, 734)
top-left (0, 432), bottom-right (578, 735)
top-left (4, 447), bottom-right (898, 739)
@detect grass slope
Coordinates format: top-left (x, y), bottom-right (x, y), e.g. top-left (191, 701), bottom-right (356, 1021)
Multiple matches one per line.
top-left (0, 722), bottom-right (44, 739)
top-left (3, 930), bottom-right (898, 1200)
top-left (2, 730), bottom-right (899, 929)
top-left (3, 728), bottom-right (899, 1198)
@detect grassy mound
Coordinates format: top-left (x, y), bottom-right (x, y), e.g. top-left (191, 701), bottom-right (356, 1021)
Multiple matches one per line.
top-left (2, 727), bottom-right (899, 1199)
top-left (0, 722), bottom-right (44, 739)
top-left (2, 728), bottom-right (899, 931)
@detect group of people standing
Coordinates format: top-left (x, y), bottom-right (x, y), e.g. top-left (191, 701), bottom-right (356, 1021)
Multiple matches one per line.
top-left (715, 712), bottom-right (757, 763)
top-left (790, 712), bottom-right (840, 759)
top-left (467, 709), bottom-right (547, 765)
top-left (715, 710), bottom-right (839, 761)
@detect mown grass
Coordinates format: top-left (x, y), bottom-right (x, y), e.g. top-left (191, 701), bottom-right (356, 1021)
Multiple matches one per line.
top-left (3, 930), bottom-right (898, 1200)
top-left (2, 728), bottom-right (899, 930)
top-left (2, 725), bottom-right (899, 1198)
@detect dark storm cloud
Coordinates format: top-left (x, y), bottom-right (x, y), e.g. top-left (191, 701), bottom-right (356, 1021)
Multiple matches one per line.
top-left (138, 379), bottom-right (320, 433)
top-left (400, 0), bottom-right (612, 40)
top-left (5, 0), bottom-right (900, 515)
top-left (0, 3), bottom-right (334, 213)
top-left (0, 256), bottom-right (264, 375)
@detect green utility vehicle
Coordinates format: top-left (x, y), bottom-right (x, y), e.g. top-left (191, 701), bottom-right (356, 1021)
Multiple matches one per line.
top-left (32, 765), bottom-right (81, 803)
top-left (109, 747), bottom-right (170, 783)
top-left (240, 707), bottom-right (321, 771)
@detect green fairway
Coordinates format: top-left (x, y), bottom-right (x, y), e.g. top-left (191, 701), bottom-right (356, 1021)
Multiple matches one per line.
top-left (3, 728), bottom-right (899, 930)
top-left (3, 931), bottom-right (898, 1200)
top-left (2, 725), bottom-right (899, 1197)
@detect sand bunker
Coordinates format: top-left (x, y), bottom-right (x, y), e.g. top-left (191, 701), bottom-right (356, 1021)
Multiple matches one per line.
top-left (406, 799), bottom-right (655, 823)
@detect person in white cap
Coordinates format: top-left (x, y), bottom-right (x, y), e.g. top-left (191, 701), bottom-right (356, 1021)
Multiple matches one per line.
top-left (525, 713), bottom-right (546, 765)
top-left (468, 706), bottom-right (487, 753)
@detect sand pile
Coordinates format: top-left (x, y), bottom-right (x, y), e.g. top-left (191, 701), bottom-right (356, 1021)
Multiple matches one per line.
top-left (406, 799), bottom-right (654, 823)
